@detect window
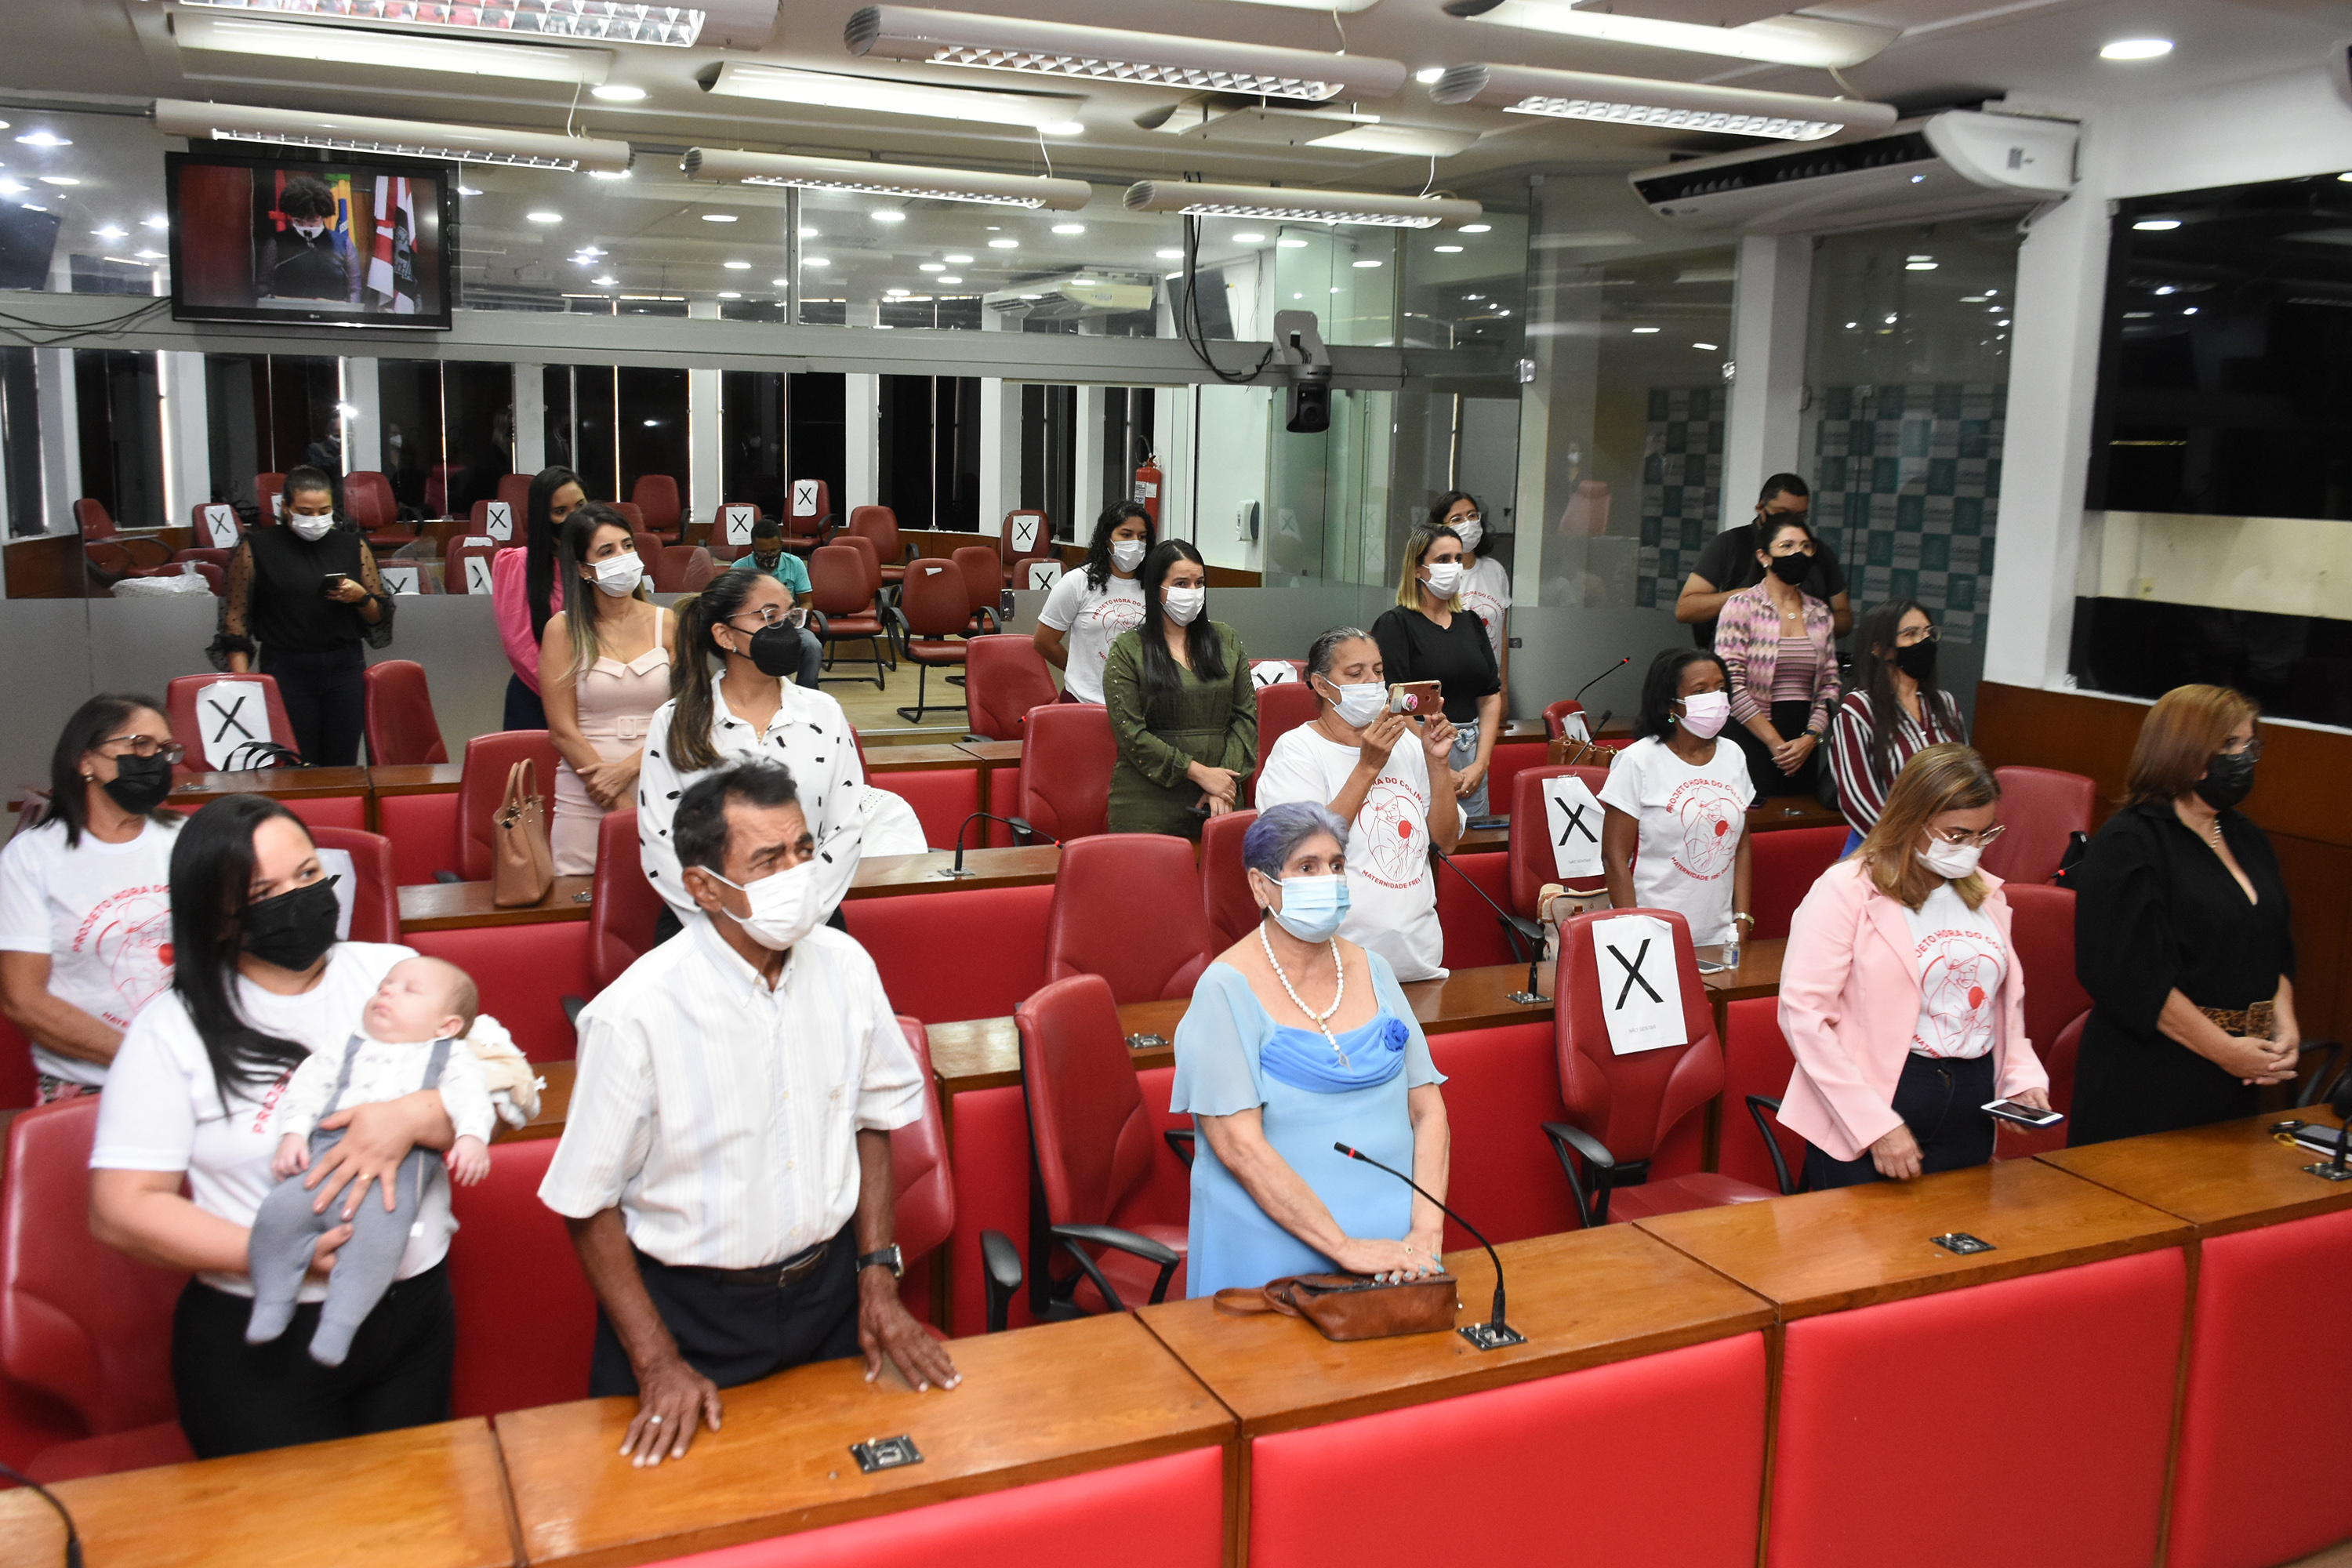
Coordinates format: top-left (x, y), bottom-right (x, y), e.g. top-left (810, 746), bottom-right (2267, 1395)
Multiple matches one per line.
top-left (73, 350), bottom-right (165, 528)
top-left (2, 347), bottom-right (45, 535)
top-left (878, 375), bottom-right (980, 532)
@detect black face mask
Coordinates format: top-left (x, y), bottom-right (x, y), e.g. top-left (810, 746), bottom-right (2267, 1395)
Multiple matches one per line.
top-left (746, 624), bottom-right (804, 679)
top-left (241, 877), bottom-right (342, 972)
top-left (1893, 640), bottom-right (1937, 681)
top-left (2195, 751), bottom-right (2256, 811)
top-left (1767, 553), bottom-right (1813, 586)
top-left (102, 752), bottom-right (175, 815)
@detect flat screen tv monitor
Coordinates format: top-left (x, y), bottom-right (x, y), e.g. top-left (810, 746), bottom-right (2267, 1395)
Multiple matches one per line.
top-left (166, 151), bottom-right (454, 328)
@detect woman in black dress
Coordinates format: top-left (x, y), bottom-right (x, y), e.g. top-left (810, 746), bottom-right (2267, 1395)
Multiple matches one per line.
top-left (2070, 684), bottom-right (2300, 1145)
top-left (1371, 522), bottom-right (1501, 818)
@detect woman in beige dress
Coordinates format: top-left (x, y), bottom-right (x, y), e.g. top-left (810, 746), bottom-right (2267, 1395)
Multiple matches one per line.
top-left (542, 503), bottom-right (676, 876)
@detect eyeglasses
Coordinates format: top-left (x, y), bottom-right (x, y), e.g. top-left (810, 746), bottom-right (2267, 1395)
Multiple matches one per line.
top-left (1766, 542), bottom-right (1817, 557)
top-left (100, 734), bottom-right (186, 764)
top-left (728, 605), bottom-right (809, 632)
top-left (1894, 626), bottom-right (1943, 647)
top-left (1451, 511), bottom-right (1480, 525)
top-left (2217, 736), bottom-right (2263, 760)
top-left (1928, 822), bottom-right (2006, 849)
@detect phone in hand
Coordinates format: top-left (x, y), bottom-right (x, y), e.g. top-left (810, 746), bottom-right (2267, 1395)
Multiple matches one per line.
top-left (1386, 681), bottom-right (1443, 718)
top-left (321, 572), bottom-right (350, 597)
top-left (1983, 1098), bottom-right (2064, 1128)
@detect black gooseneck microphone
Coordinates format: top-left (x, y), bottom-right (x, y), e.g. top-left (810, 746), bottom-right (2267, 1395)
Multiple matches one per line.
top-left (1428, 840), bottom-right (1549, 1006)
top-left (1568, 655), bottom-right (1630, 708)
top-left (2307, 1069), bottom-right (2352, 1181)
top-left (1334, 1142), bottom-right (1526, 1351)
top-left (0, 1460), bottom-right (81, 1566)
top-left (938, 811), bottom-right (1058, 878)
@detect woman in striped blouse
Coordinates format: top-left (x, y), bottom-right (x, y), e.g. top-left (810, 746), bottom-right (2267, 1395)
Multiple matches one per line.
top-left (1827, 600), bottom-right (1967, 855)
top-left (1715, 514), bottom-right (1841, 804)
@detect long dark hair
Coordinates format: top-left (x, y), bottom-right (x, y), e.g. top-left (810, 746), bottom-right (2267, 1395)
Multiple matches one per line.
top-left (1432, 489), bottom-right (1485, 555)
top-left (666, 565), bottom-right (767, 773)
top-left (48, 692), bottom-right (172, 848)
top-left (1633, 648), bottom-right (1729, 742)
top-left (1138, 539), bottom-right (1225, 694)
top-left (1853, 598), bottom-right (1953, 788)
top-left (524, 465), bottom-right (584, 641)
top-left (555, 502), bottom-right (648, 683)
top-left (1082, 501), bottom-right (1153, 593)
top-left (170, 796), bottom-right (314, 1103)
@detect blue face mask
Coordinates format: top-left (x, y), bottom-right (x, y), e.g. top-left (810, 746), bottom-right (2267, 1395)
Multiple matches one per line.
top-left (1265, 873), bottom-right (1349, 942)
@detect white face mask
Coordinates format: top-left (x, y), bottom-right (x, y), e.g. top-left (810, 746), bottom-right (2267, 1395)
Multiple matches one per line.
top-left (1163, 585), bottom-right (1206, 625)
top-left (289, 514), bottom-right (335, 542)
top-left (1423, 561), bottom-right (1464, 598)
top-left (1257, 871), bottom-right (1350, 942)
top-left (291, 220), bottom-right (326, 241)
top-left (1319, 675), bottom-right (1385, 729)
top-left (1109, 539), bottom-right (1147, 572)
top-left (1677, 689), bottom-right (1730, 740)
top-left (701, 859), bottom-right (823, 952)
top-left (1917, 837), bottom-right (1983, 880)
top-left (1450, 518), bottom-right (1482, 551)
top-left (590, 554), bottom-right (644, 597)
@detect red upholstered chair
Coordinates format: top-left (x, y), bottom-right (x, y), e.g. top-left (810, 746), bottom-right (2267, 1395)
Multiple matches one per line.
top-left (1543, 906), bottom-right (1777, 1225)
top-left (1014, 975), bottom-right (1188, 1314)
top-left (842, 884), bottom-right (1054, 1026)
top-left (1721, 996), bottom-right (1805, 1196)
top-left (646, 544), bottom-right (718, 593)
top-left (896, 559), bottom-right (971, 724)
top-left (784, 477), bottom-right (833, 554)
top-left (256, 472), bottom-right (287, 525)
top-left (170, 545), bottom-right (234, 572)
top-left (342, 470), bottom-right (413, 549)
top-left (467, 497), bottom-right (524, 545)
top-left (631, 474), bottom-right (684, 543)
top-left (1980, 765), bottom-right (2096, 884)
top-left (1000, 509), bottom-right (1053, 586)
top-left (1200, 808), bottom-right (1260, 945)
top-left (1998, 883), bottom-right (2091, 1156)
top-left (1017, 702), bottom-right (1116, 842)
top-left (951, 546), bottom-right (1004, 634)
top-left (76, 499), bottom-right (169, 569)
top-left (614, 501), bottom-right (645, 532)
top-left (421, 464), bottom-right (456, 517)
top-left (1748, 824), bottom-right (1848, 940)
top-left (895, 1018), bottom-right (1022, 1333)
top-left (1250, 683), bottom-right (1322, 800)
top-left (445, 1135), bottom-right (596, 1417)
top-left (0, 1099), bottom-right (194, 1483)
top-left (0, 1016), bottom-right (38, 1112)
top-left (496, 471), bottom-right (532, 516)
top-left (1542, 698), bottom-right (1588, 741)
top-left (1046, 835), bottom-right (1218, 1003)
top-left (310, 826), bottom-right (400, 944)
top-left (363, 659), bottom-right (448, 766)
top-left (445, 536), bottom-right (503, 595)
top-left (964, 635), bottom-right (1061, 740)
top-left (1508, 764), bottom-right (1613, 921)
top-left (165, 672), bottom-right (299, 775)
top-left (848, 505), bottom-right (907, 589)
top-left (448, 730), bottom-right (561, 882)
top-left (588, 808), bottom-right (666, 993)
top-left (811, 544), bottom-right (889, 691)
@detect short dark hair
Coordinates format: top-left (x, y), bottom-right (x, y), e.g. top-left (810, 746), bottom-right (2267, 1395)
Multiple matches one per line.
top-left (673, 760), bottom-right (801, 877)
top-left (283, 465), bottom-right (335, 502)
top-left (49, 692), bottom-right (171, 848)
top-left (750, 515), bottom-right (785, 542)
top-left (1634, 648), bottom-right (1729, 742)
top-left (279, 176), bottom-right (336, 221)
top-left (1758, 473), bottom-right (1809, 508)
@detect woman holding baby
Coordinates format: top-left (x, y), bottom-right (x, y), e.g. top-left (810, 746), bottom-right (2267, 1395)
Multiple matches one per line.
top-left (89, 795), bottom-right (486, 1458)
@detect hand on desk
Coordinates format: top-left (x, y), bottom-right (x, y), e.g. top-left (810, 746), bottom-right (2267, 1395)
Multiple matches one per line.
top-left (860, 1266), bottom-right (960, 1392)
top-left (622, 1352), bottom-right (723, 1468)
top-left (1869, 1123), bottom-right (1923, 1181)
top-left (1335, 1234), bottom-right (1441, 1285)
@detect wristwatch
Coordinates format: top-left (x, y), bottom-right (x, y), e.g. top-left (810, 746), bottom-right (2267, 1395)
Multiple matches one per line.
top-left (856, 1244), bottom-right (904, 1279)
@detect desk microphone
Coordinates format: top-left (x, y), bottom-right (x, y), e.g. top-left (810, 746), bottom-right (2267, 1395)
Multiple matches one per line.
top-left (1334, 1142), bottom-right (1526, 1351)
top-left (1566, 709), bottom-right (1613, 769)
top-left (1567, 655), bottom-right (1629, 707)
top-left (1428, 841), bottom-right (1548, 1006)
top-left (941, 811), bottom-right (1056, 877)
top-left (2307, 1068), bottom-right (2352, 1182)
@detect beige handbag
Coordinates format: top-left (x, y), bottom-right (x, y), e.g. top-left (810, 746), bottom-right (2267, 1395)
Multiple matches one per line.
top-left (491, 759), bottom-right (554, 908)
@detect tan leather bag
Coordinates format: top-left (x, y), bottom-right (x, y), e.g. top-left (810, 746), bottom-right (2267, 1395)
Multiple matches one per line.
top-left (1212, 1272), bottom-right (1458, 1341)
top-left (491, 759), bottom-right (554, 908)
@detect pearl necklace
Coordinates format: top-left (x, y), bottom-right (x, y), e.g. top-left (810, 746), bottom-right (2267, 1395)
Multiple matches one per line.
top-left (1259, 925), bottom-right (1347, 1058)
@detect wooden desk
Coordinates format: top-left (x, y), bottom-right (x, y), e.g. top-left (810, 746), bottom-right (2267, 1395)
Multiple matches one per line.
top-left (845, 844), bottom-right (1062, 898)
top-left (2036, 1111), bottom-right (2352, 1238)
top-left (1699, 938), bottom-right (1784, 1002)
top-left (1635, 1158), bottom-right (2191, 1320)
top-left (1456, 824), bottom-right (1508, 852)
top-left (956, 740), bottom-right (1024, 768)
top-left (399, 875), bottom-right (596, 931)
top-left (169, 765), bottom-right (375, 805)
top-left (0, 1418), bottom-right (514, 1568)
top-left (496, 1058), bottom-right (575, 1142)
top-left (863, 743), bottom-right (985, 775)
top-left (497, 1312), bottom-right (1232, 1568)
top-left (1747, 796), bottom-right (1846, 834)
top-left (371, 762), bottom-right (465, 795)
top-left (1138, 1225), bottom-right (1769, 1436)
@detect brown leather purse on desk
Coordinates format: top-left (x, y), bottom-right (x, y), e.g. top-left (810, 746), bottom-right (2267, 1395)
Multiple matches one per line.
top-left (1214, 1272), bottom-right (1459, 1341)
top-left (491, 758), bottom-right (554, 908)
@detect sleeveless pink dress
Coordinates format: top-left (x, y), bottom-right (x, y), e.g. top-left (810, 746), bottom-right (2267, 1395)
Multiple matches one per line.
top-left (551, 644), bottom-right (672, 876)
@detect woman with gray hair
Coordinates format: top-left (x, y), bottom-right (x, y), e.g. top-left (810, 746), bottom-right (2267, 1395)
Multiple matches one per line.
top-left (1170, 800), bottom-right (1453, 1295)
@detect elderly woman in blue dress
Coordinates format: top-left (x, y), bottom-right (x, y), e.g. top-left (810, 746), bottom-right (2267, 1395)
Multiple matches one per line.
top-left (1172, 801), bottom-right (1453, 1294)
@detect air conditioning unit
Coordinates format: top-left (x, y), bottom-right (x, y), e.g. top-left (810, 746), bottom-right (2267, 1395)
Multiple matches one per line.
top-left (1630, 108), bottom-right (2077, 234)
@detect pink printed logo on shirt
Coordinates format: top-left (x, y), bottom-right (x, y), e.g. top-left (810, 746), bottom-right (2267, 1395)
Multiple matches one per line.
top-left (1913, 929), bottom-right (2001, 1058)
top-left (1664, 779), bottom-right (1742, 882)
top-left (1358, 778), bottom-right (1432, 891)
top-left (73, 884), bottom-right (174, 1029)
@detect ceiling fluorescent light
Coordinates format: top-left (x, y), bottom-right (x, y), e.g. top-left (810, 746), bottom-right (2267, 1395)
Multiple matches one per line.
top-left (1307, 122), bottom-right (1481, 157)
top-left (683, 147), bottom-right (1090, 210)
top-left (848, 6), bottom-right (1405, 103)
top-left (172, 12), bottom-right (612, 84)
top-left (169, 0), bottom-right (781, 51)
top-left (704, 62), bottom-right (1083, 129)
top-left (154, 99), bottom-right (633, 172)
top-left (1431, 64), bottom-right (1895, 141)
top-left (1450, 1), bottom-right (1893, 71)
top-left (1124, 180), bottom-right (1479, 228)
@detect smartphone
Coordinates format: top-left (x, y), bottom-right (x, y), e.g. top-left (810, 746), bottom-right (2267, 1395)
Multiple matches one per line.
top-left (1983, 1099), bottom-right (2064, 1127)
top-left (1386, 681), bottom-right (1443, 717)
top-left (321, 572), bottom-right (350, 596)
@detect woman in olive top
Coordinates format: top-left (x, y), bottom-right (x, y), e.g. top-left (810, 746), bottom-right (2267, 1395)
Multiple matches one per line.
top-left (1101, 539), bottom-right (1257, 839)
top-left (1372, 523), bottom-right (1502, 817)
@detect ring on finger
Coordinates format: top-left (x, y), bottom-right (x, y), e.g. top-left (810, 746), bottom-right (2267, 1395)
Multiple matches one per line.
top-left (648, 1414), bottom-right (662, 1425)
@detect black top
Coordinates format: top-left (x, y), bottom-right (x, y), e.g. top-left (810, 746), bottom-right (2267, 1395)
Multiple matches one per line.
top-left (1370, 604), bottom-right (1501, 724)
top-left (2067, 799), bottom-right (2294, 1146)
top-left (1690, 523), bottom-right (1847, 648)
top-left (210, 522), bottom-right (395, 666)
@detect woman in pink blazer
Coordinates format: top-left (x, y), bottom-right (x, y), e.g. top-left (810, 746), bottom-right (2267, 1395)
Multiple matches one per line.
top-left (1778, 743), bottom-right (2052, 1186)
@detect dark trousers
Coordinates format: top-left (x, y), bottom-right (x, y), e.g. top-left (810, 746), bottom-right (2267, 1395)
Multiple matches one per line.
top-left (260, 644), bottom-right (367, 767)
top-left (172, 1260), bottom-right (454, 1459)
top-left (503, 671), bottom-right (549, 731)
top-left (1804, 1051), bottom-right (1998, 1189)
top-left (1733, 696), bottom-right (1826, 804)
top-left (590, 1234), bottom-right (859, 1396)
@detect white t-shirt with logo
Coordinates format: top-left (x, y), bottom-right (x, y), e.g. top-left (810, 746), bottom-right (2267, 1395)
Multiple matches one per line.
top-left (1457, 555), bottom-right (1512, 669)
top-left (1596, 735), bottom-right (1751, 946)
top-left (0, 816), bottom-right (181, 1085)
top-left (1036, 571), bottom-right (1146, 704)
top-left (1901, 882), bottom-right (2005, 1060)
top-left (1254, 725), bottom-right (1464, 982)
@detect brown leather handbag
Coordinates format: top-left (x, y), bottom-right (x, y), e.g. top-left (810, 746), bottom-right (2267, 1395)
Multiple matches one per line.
top-left (1213, 1272), bottom-right (1459, 1341)
top-left (491, 759), bottom-right (554, 908)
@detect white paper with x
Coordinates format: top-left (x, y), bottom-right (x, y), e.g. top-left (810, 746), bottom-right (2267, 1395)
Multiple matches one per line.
top-left (483, 502), bottom-right (514, 542)
top-left (1250, 660), bottom-right (1298, 688)
top-left (203, 504), bottom-right (239, 548)
top-left (316, 848), bottom-right (358, 941)
top-left (1557, 710), bottom-right (1589, 744)
top-left (378, 564), bottom-right (421, 596)
top-left (792, 479), bottom-right (820, 519)
top-left (1592, 913), bottom-right (1686, 1055)
top-left (1542, 775), bottom-right (1605, 880)
top-left (463, 554), bottom-right (495, 593)
top-left (1025, 559), bottom-right (1063, 591)
top-left (194, 680), bottom-right (274, 770)
top-left (1008, 512), bottom-right (1042, 554)
top-left (722, 503), bottom-right (757, 545)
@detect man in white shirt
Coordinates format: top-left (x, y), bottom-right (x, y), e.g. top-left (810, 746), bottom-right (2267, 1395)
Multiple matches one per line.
top-left (541, 760), bottom-right (958, 1467)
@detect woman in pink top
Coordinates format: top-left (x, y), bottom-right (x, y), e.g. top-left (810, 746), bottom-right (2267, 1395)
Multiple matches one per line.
top-left (1713, 513), bottom-right (1839, 804)
top-left (542, 505), bottom-right (676, 876)
top-left (1777, 744), bottom-right (2051, 1187)
top-left (489, 466), bottom-right (586, 731)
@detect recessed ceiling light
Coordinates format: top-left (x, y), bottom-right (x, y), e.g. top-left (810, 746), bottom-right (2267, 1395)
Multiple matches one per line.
top-left (528, 210), bottom-right (563, 223)
top-left (2183, 307), bottom-right (2198, 314)
top-left (1352, 259), bottom-right (1381, 268)
top-left (2132, 218), bottom-right (2181, 230)
top-left (1986, 288), bottom-right (1998, 296)
top-left (93, 225), bottom-right (125, 240)
top-left (1277, 238), bottom-right (1307, 248)
top-left (1413, 67), bottom-right (1444, 84)
top-left (1693, 341), bottom-right (1717, 350)
top-left (702, 212), bottom-right (739, 223)
top-left (717, 289), bottom-right (742, 298)
top-left (887, 287), bottom-right (911, 296)
top-left (1905, 260), bottom-right (1936, 270)
top-left (1631, 325), bottom-right (1659, 333)
top-left (920, 262), bottom-right (946, 271)
top-left (1998, 318), bottom-right (2012, 325)
top-left (1495, 308), bottom-right (1509, 316)
top-left (1166, 270), bottom-right (1183, 280)
top-left (1464, 293), bottom-right (1483, 301)
top-left (1432, 244), bottom-right (1462, 253)
top-left (873, 210), bottom-right (906, 223)
top-left (456, 184), bottom-right (481, 196)
top-left (939, 274), bottom-right (962, 284)
top-left (589, 169), bottom-right (630, 180)
top-left (593, 273), bottom-right (616, 285)
top-left (1071, 276), bottom-right (1098, 285)
top-left (723, 260), bottom-right (751, 269)
top-left (2154, 285), bottom-right (2175, 295)
top-left (1020, 292), bottom-right (1041, 299)
top-left (1156, 248), bottom-right (1182, 260)
top-left (15, 132), bottom-right (69, 147)
top-left (590, 83), bottom-right (646, 101)
top-left (133, 249), bottom-right (165, 260)
top-left (0, 180), bottom-right (25, 196)
top-left (800, 226), bottom-right (819, 238)
top-left (944, 252), bottom-right (973, 263)
top-left (989, 238), bottom-right (1018, 249)
top-left (143, 215), bottom-right (169, 230)
top-left (2100, 38), bottom-right (2172, 60)
top-left (1232, 231), bottom-right (1265, 242)
top-left (1040, 121), bottom-right (1085, 136)
top-left (38, 176), bottom-right (78, 187)
top-left (1845, 321), bottom-right (1858, 328)
top-left (1052, 223), bottom-right (1085, 234)
top-left (1959, 295), bottom-right (1987, 303)
top-left (1459, 223), bottom-right (1490, 234)
top-left (1329, 285), bottom-right (1341, 294)
top-left (1907, 253), bottom-right (1930, 261)
top-left (800, 257), bottom-right (829, 267)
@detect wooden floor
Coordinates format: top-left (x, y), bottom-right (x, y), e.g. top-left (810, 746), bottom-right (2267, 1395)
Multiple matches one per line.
top-left (815, 636), bottom-right (1001, 744)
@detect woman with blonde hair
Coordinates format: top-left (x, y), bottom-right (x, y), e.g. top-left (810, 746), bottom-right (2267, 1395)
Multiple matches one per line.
top-left (542, 503), bottom-right (674, 876)
top-left (2069, 684), bottom-right (2298, 1145)
top-left (1777, 744), bottom-right (2050, 1186)
top-left (1371, 523), bottom-right (1501, 816)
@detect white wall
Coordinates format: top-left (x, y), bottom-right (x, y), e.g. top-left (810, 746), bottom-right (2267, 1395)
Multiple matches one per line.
top-left (1191, 383), bottom-right (1269, 572)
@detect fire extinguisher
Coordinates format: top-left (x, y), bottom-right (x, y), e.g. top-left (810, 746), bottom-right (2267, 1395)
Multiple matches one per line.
top-left (1132, 453), bottom-right (1163, 527)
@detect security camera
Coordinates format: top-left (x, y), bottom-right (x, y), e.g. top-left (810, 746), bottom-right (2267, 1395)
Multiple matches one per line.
top-left (1273, 309), bottom-right (1331, 434)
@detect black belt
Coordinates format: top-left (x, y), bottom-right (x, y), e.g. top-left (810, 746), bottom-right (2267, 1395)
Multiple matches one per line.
top-left (665, 1237), bottom-right (833, 1290)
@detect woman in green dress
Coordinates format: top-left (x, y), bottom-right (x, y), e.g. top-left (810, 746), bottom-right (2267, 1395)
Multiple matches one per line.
top-left (1102, 539), bottom-right (1257, 839)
